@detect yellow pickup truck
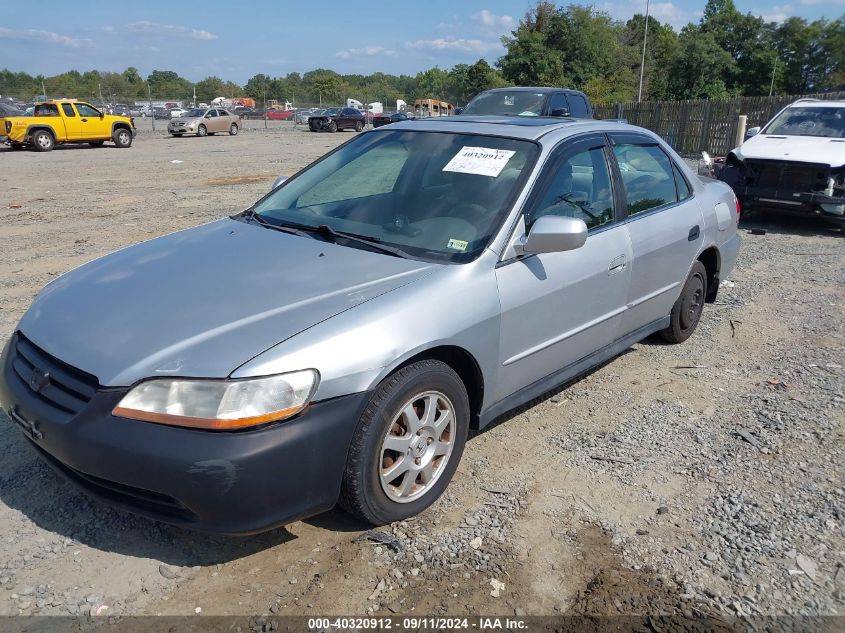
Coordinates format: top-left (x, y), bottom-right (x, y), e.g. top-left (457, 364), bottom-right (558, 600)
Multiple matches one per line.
top-left (2, 100), bottom-right (135, 151)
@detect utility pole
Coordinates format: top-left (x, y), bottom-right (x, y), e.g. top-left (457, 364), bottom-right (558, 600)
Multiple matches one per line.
top-left (41, 79), bottom-right (46, 100)
top-left (148, 83), bottom-right (155, 132)
top-left (769, 57), bottom-right (777, 96)
top-left (637, 0), bottom-right (650, 103)
top-left (98, 82), bottom-right (104, 108)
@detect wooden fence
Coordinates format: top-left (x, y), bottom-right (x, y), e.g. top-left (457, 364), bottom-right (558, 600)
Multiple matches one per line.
top-left (594, 91), bottom-right (845, 156)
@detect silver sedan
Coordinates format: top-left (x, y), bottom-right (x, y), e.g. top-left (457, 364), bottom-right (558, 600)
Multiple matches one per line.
top-left (168, 107), bottom-right (240, 137)
top-left (0, 117), bottom-right (741, 533)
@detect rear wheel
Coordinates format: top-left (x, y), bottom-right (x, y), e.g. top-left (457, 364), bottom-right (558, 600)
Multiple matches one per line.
top-left (32, 130), bottom-right (55, 152)
top-left (229, 123), bottom-right (238, 135)
top-left (113, 128), bottom-right (132, 148)
top-left (197, 124), bottom-right (207, 137)
top-left (661, 261), bottom-right (707, 344)
top-left (340, 360), bottom-right (469, 525)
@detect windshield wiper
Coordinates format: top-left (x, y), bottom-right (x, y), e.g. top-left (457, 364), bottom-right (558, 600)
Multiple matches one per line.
top-left (308, 223), bottom-right (409, 258)
top-left (240, 209), bottom-right (310, 237)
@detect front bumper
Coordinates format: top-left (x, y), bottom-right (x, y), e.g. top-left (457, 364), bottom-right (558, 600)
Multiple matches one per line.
top-left (167, 124), bottom-right (197, 134)
top-left (0, 333), bottom-right (368, 534)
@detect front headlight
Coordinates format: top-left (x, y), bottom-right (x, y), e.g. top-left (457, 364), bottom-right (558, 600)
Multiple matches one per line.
top-left (113, 370), bottom-right (319, 430)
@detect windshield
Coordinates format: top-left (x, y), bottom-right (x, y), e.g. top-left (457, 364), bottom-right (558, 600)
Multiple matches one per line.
top-left (322, 108), bottom-right (340, 116)
top-left (462, 91), bottom-right (549, 117)
top-left (764, 106), bottom-right (845, 138)
top-left (251, 130), bottom-right (538, 263)
top-left (183, 108), bottom-right (206, 117)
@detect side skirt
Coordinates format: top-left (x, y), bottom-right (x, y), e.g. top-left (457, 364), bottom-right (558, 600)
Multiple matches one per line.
top-left (477, 316), bottom-right (670, 429)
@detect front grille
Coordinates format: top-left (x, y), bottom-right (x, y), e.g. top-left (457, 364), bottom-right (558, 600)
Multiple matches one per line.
top-left (32, 441), bottom-right (197, 522)
top-left (745, 160), bottom-right (830, 192)
top-left (8, 333), bottom-right (98, 422)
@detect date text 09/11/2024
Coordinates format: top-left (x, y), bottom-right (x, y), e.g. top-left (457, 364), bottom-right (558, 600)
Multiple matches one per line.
top-left (307, 616), bottom-right (528, 630)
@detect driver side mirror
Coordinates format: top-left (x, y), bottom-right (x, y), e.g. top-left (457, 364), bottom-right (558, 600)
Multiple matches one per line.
top-left (745, 126), bottom-right (760, 139)
top-left (519, 215), bottom-right (587, 254)
top-left (271, 175), bottom-right (287, 190)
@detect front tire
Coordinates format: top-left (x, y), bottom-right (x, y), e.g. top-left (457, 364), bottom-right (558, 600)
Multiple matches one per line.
top-left (661, 261), bottom-right (707, 343)
top-left (113, 128), bottom-right (132, 148)
top-left (197, 124), bottom-right (207, 137)
top-left (327, 120), bottom-right (338, 133)
top-left (229, 123), bottom-right (238, 135)
top-left (32, 130), bottom-right (55, 152)
top-left (355, 120), bottom-right (364, 132)
top-left (340, 360), bottom-right (469, 525)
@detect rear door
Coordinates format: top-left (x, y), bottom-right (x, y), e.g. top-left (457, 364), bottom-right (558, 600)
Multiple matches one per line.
top-left (609, 132), bottom-right (704, 335)
top-left (494, 134), bottom-right (632, 402)
top-left (60, 103), bottom-right (82, 139)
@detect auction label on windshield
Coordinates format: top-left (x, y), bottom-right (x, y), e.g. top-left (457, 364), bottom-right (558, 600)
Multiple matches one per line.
top-left (443, 146), bottom-right (516, 178)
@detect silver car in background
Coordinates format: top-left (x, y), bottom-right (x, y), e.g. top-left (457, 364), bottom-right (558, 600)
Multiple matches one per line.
top-left (168, 107), bottom-right (240, 137)
top-left (0, 116), bottom-right (741, 534)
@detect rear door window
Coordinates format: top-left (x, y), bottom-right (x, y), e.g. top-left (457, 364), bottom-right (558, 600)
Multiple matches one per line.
top-left (568, 94), bottom-right (590, 118)
top-left (612, 144), bottom-right (678, 215)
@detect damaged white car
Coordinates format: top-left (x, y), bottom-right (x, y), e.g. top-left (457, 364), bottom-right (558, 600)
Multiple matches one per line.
top-left (717, 99), bottom-right (845, 222)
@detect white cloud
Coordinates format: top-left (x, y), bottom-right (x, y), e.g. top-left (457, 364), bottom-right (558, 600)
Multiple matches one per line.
top-left (600, 1), bottom-right (692, 29)
top-left (759, 4), bottom-right (793, 21)
top-left (335, 46), bottom-right (394, 59)
top-left (126, 21), bottom-right (217, 41)
top-left (473, 10), bottom-right (515, 30)
top-left (0, 27), bottom-right (88, 47)
top-left (405, 38), bottom-right (497, 54)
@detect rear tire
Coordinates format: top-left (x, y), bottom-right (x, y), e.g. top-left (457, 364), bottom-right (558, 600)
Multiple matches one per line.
top-left (31, 130), bottom-right (55, 152)
top-left (229, 123), bottom-right (238, 135)
top-left (113, 128), bottom-right (132, 148)
top-left (660, 261), bottom-right (707, 344)
top-left (339, 360), bottom-right (469, 525)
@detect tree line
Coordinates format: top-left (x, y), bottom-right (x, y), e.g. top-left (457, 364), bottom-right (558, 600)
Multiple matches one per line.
top-left (1, 0), bottom-right (842, 107)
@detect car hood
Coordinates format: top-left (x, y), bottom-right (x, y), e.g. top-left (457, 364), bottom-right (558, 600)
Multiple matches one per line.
top-left (18, 219), bottom-right (437, 386)
top-left (737, 134), bottom-right (845, 167)
top-left (170, 117), bottom-right (201, 124)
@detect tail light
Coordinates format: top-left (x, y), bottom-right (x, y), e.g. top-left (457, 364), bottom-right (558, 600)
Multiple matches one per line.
top-left (734, 194), bottom-right (742, 223)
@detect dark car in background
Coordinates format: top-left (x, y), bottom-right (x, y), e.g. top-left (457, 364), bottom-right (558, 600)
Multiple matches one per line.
top-left (153, 107), bottom-right (171, 120)
top-left (0, 103), bottom-right (27, 117)
top-left (308, 107), bottom-right (365, 132)
top-left (372, 111), bottom-right (415, 128)
top-left (461, 87), bottom-right (593, 119)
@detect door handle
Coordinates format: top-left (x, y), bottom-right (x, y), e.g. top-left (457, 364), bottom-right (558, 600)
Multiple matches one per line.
top-left (608, 255), bottom-right (626, 274)
top-left (688, 225), bottom-right (700, 241)
top-left (81, 118), bottom-right (88, 122)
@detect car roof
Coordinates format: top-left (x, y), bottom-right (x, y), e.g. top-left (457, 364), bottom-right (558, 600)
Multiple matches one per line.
top-left (384, 115), bottom-right (631, 141)
top-left (788, 99), bottom-right (845, 108)
top-left (475, 87), bottom-right (583, 95)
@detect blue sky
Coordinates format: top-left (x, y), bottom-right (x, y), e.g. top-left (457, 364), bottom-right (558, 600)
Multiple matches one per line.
top-left (1, 0), bottom-right (842, 82)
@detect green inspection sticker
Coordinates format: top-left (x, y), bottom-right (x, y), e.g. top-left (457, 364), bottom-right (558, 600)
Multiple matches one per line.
top-left (446, 238), bottom-right (469, 251)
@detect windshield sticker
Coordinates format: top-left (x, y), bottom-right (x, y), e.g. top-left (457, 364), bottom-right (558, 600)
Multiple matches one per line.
top-left (447, 238), bottom-right (469, 251)
top-left (504, 96), bottom-right (515, 106)
top-left (443, 146), bottom-right (516, 178)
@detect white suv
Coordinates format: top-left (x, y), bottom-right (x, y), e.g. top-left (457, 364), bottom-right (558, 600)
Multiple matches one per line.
top-left (718, 99), bottom-right (845, 221)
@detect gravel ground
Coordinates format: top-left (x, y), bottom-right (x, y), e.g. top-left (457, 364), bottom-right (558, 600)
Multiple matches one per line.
top-left (0, 128), bottom-right (842, 622)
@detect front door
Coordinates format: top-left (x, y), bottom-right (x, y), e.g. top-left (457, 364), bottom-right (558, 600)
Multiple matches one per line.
top-left (494, 135), bottom-right (632, 402)
top-left (75, 103), bottom-right (109, 140)
top-left (609, 133), bottom-right (704, 334)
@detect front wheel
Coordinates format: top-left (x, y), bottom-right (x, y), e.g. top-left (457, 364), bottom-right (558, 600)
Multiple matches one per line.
top-left (355, 120), bottom-right (364, 132)
top-left (197, 124), bottom-right (207, 137)
top-left (339, 360), bottom-right (469, 525)
top-left (229, 123), bottom-right (238, 136)
top-left (327, 120), bottom-right (338, 133)
top-left (113, 128), bottom-right (132, 148)
top-left (661, 261), bottom-right (707, 343)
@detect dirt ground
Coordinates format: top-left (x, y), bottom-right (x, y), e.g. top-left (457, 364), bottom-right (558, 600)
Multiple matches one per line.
top-left (0, 126), bottom-right (843, 626)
